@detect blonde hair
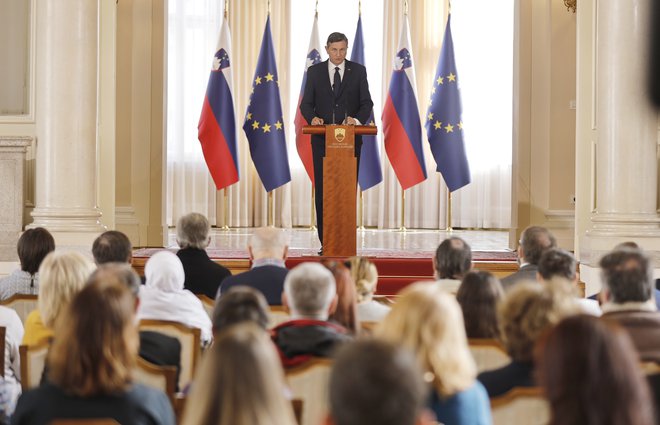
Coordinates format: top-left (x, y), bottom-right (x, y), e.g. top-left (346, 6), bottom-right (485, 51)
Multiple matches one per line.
top-left (376, 282), bottom-right (476, 397)
top-left (38, 251), bottom-right (95, 327)
top-left (348, 257), bottom-right (379, 303)
top-left (499, 282), bottom-right (578, 362)
top-left (48, 275), bottom-right (139, 396)
top-left (182, 323), bottom-right (297, 425)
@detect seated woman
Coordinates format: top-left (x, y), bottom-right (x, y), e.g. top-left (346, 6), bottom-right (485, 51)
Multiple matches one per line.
top-left (212, 286), bottom-right (270, 335)
top-left (181, 322), bottom-right (297, 425)
top-left (456, 271), bottom-right (504, 339)
top-left (537, 315), bottom-right (654, 425)
top-left (0, 228), bottom-right (55, 300)
top-left (323, 260), bottom-right (359, 334)
top-left (138, 250), bottom-right (213, 345)
top-left (376, 282), bottom-right (491, 425)
top-left (348, 256), bottom-right (390, 322)
top-left (23, 251), bottom-right (94, 346)
top-left (477, 283), bottom-right (577, 397)
top-left (11, 274), bottom-right (175, 424)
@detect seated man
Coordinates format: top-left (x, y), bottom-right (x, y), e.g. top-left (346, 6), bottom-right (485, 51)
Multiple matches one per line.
top-left (433, 237), bottom-right (472, 294)
top-left (325, 340), bottom-right (435, 425)
top-left (271, 263), bottom-right (351, 367)
top-left (599, 247), bottom-right (660, 363)
top-left (219, 227), bottom-right (289, 305)
top-left (502, 225), bottom-right (557, 291)
top-left (92, 230), bottom-right (133, 265)
top-left (176, 212), bottom-right (231, 299)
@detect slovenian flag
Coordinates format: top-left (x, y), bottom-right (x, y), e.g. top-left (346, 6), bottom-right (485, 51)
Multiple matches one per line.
top-left (242, 16), bottom-right (291, 192)
top-left (351, 15), bottom-right (383, 191)
top-left (294, 14), bottom-right (322, 185)
top-left (198, 17), bottom-right (239, 190)
top-left (382, 16), bottom-right (427, 190)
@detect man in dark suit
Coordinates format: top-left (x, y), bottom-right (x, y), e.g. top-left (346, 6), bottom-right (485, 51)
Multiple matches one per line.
top-left (300, 32), bottom-right (374, 253)
top-left (176, 212), bottom-right (231, 299)
top-left (219, 227), bottom-right (289, 305)
top-left (501, 225), bottom-right (557, 291)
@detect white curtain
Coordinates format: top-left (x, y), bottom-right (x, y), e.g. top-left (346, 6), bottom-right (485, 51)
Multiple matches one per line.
top-left (167, 0), bottom-right (512, 230)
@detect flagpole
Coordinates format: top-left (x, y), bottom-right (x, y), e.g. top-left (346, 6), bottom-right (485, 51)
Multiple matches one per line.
top-left (224, 0), bottom-right (228, 18)
top-left (398, 187), bottom-right (407, 232)
top-left (445, 190), bottom-right (453, 232)
top-left (268, 191), bottom-right (274, 227)
top-left (358, 190), bottom-right (365, 231)
top-left (310, 191), bottom-right (317, 231)
top-left (220, 188), bottom-right (230, 231)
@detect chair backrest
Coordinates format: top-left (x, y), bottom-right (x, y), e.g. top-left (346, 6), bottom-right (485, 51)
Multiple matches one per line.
top-left (285, 357), bottom-right (333, 425)
top-left (0, 294), bottom-right (38, 323)
top-left (468, 338), bottom-right (511, 373)
top-left (19, 340), bottom-right (50, 390)
top-left (132, 357), bottom-right (177, 406)
top-left (138, 319), bottom-right (201, 393)
top-left (269, 305), bottom-right (291, 328)
top-left (490, 387), bottom-right (549, 425)
top-left (196, 294), bottom-right (215, 318)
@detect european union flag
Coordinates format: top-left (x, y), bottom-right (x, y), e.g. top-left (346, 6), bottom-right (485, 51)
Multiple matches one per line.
top-left (425, 15), bottom-right (470, 192)
top-left (243, 16), bottom-right (291, 192)
top-left (350, 15), bottom-right (383, 191)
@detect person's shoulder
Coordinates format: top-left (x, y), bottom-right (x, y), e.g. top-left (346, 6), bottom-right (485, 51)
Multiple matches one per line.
top-left (127, 384), bottom-right (176, 425)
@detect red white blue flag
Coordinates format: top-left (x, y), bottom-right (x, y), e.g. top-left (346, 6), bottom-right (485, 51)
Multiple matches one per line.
top-left (382, 17), bottom-right (427, 190)
top-left (294, 15), bottom-right (322, 185)
top-left (198, 17), bottom-right (239, 190)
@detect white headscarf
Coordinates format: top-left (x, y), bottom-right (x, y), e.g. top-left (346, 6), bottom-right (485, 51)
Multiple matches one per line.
top-left (138, 250), bottom-right (213, 343)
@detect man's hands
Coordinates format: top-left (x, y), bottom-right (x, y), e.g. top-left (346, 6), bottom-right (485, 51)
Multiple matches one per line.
top-left (310, 116), bottom-right (357, 125)
top-left (311, 117), bottom-right (324, 125)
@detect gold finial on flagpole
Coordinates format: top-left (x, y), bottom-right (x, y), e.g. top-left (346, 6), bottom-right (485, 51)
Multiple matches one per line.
top-left (267, 0), bottom-right (271, 15)
top-left (404, 0), bottom-right (409, 16)
top-left (224, 0), bottom-right (228, 18)
top-left (448, 0), bottom-right (452, 14)
top-left (359, 0), bottom-right (362, 15)
top-left (315, 0), bottom-right (319, 16)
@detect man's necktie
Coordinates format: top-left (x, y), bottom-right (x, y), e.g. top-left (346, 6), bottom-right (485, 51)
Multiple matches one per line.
top-left (333, 66), bottom-right (341, 97)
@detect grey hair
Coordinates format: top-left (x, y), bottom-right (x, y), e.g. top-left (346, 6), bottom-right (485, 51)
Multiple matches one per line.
top-left (284, 263), bottom-right (336, 319)
top-left (176, 213), bottom-right (210, 249)
top-left (249, 227), bottom-right (288, 257)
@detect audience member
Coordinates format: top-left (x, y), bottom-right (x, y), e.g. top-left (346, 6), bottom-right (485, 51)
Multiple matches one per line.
top-left (0, 305), bottom-right (23, 417)
top-left (138, 250), bottom-right (213, 345)
top-left (92, 230), bottom-right (132, 265)
top-left (456, 271), bottom-right (503, 339)
top-left (176, 213), bottom-right (231, 299)
top-left (23, 251), bottom-right (94, 346)
top-left (91, 263), bottom-right (182, 390)
top-left (323, 260), bottom-right (359, 334)
top-left (12, 276), bottom-right (175, 424)
top-left (219, 227), bottom-right (288, 305)
top-left (477, 283), bottom-right (577, 397)
top-left (537, 248), bottom-right (601, 315)
top-left (325, 339), bottom-right (435, 425)
top-left (348, 256), bottom-right (390, 322)
top-left (433, 237), bottom-right (472, 294)
top-left (0, 228), bottom-right (55, 300)
top-left (501, 225), bottom-right (557, 290)
top-left (271, 263), bottom-right (351, 367)
top-left (212, 286), bottom-right (270, 335)
top-left (536, 315), bottom-right (654, 425)
top-left (599, 247), bottom-right (660, 363)
top-left (376, 282), bottom-right (491, 425)
top-left (181, 323), bottom-right (297, 425)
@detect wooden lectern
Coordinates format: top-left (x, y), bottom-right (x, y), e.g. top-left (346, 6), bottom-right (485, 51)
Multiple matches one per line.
top-left (302, 125), bottom-right (378, 257)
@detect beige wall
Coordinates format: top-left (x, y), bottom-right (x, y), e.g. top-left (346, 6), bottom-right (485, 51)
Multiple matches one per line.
top-left (511, 0), bottom-right (577, 250)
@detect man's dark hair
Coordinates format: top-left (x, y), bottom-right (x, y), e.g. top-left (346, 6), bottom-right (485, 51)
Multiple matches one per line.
top-left (17, 227), bottom-right (55, 274)
top-left (329, 340), bottom-right (428, 425)
top-left (434, 237), bottom-right (472, 279)
top-left (212, 286), bottom-right (270, 333)
top-left (92, 231), bottom-right (132, 265)
top-left (520, 226), bottom-right (557, 265)
top-left (327, 32), bottom-right (348, 45)
top-left (600, 248), bottom-right (653, 303)
top-left (538, 248), bottom-right (577, 281)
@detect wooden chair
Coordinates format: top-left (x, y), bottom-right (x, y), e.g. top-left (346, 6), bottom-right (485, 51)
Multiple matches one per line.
top-left (132, 357), bottom-right (177, 406)
top-left (359, 321), bottom-right (378, 334)
top-left (0, 294), bottom-right (38, 323)
top-left (19, 340), bottom-right (50, 390)
top-left (285, 357), bottom-right (333, 425)
top-left (196, 294), bottom-right (215, 318)
top-left (490, 387), bottom-right (549, 425)
top-left (468, 338), bottom-right (510, 373)
top-left (269, 305), bottom-right (291, 328)
top-left (138, 320), bottom-right (201, 393)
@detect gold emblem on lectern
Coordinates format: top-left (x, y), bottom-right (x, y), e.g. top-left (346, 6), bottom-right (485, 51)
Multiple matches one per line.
top-left (334, 128), bottom-right (346, 143)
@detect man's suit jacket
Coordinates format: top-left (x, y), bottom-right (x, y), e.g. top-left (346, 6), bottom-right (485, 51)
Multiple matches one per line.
top-left (501, 264), bottom-right (539, 291)
top-left (219, 265), bottom-right (289, 305)
top-left (176, 247), bottom-right (231, 299)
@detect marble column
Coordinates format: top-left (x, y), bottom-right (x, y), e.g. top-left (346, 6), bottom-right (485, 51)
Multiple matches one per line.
top-left (0, 137), bottom-right (32, 261)
top-left (29, 0), bottom-right (105, 237)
